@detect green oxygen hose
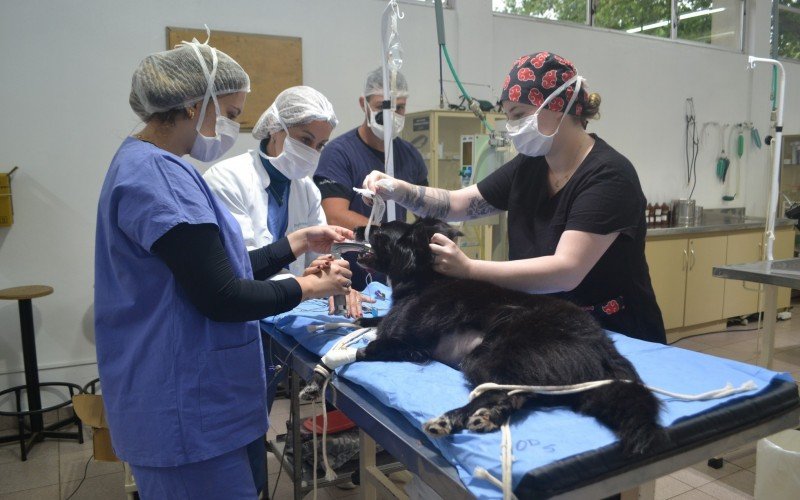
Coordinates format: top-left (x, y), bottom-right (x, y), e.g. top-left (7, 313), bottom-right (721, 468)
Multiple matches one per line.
top-left (772, 65), bottom-right (778, 111)
top-left (434, 0), bottom-right (494, 133)
top-left (441, 44), bottom-right (494, 132)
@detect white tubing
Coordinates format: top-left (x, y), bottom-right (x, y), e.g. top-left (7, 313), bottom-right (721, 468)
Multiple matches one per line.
top-left (470, 379), bottom-right (758, 497)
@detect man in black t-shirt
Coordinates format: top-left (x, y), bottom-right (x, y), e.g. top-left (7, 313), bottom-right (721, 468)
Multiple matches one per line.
top-left (362, 52), bottom-right (665, 344)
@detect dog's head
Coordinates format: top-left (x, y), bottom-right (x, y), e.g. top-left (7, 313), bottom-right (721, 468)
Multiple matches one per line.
top-left (355, 217), bottom-right (463, 282)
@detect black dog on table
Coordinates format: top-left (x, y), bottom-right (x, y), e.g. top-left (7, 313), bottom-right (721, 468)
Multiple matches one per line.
top-left (306, 217), bottom-right (665, 456)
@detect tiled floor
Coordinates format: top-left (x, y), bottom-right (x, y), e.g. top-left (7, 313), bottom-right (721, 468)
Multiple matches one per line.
top-left (2, 312), bottom-right (799, 499)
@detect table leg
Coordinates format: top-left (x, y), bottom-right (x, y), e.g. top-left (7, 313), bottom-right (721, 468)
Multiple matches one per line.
top-left (18, 299), bottom-right (43, 432)
top-left (759, 285), bottom-right (778, 368)
top-left (359, 429), bottom-right (378, 500)
top-left (289, 369), bottom-right (303, 500)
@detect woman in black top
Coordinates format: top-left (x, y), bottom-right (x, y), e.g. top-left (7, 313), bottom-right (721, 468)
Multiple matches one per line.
top-left (364, 52), bottom-right (665, 343)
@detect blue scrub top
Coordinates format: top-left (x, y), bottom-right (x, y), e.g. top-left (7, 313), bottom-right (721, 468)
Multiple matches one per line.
top-left (94, 137), bottom-right (268, 467)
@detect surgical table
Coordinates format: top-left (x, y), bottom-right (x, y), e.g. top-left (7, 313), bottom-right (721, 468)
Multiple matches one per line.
top-left (261, 298), bottom-right (800, 499)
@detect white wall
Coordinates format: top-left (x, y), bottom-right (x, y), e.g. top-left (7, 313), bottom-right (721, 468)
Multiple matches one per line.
top-left (0, 0), bottom-right (797, 401)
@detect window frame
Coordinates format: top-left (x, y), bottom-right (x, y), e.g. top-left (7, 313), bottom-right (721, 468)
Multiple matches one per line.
top-left (393, 0), bottom-right (454, 8)
top-left (773, 1), bottom-right (800, 61)
top-left (491, 0), bottom-right (746, 53)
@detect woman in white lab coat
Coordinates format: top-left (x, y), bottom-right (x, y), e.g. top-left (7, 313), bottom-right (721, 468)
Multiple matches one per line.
top-left (205, 86), bottom-right (335, 277)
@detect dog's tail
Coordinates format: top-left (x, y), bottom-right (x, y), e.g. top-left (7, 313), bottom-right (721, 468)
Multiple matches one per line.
top-left (577, 380), bottom-right (668, 456)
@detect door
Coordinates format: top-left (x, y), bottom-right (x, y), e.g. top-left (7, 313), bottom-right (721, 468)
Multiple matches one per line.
top-left (645, 238), bottom-right (688, 330)
top-left (723, 231), bottom-right (761, 319)
top-left (684, 236), bottom-right (727, 326)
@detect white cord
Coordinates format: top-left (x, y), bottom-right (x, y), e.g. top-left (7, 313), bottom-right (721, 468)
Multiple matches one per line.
top-left (501, 420), bottom-right (516, 500)
top-left (306, 328), bottom-right (378, 492)
top-left (353, 187), bottom-right (386, 242)
top-left (470, 380), bottom-right (757, 402)
top-left (470, 379), bottom-right (758, 497)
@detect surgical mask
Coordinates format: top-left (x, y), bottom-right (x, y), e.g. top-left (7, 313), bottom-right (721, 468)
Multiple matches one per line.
top-left (258, 116), bottom-right (321, 179)
top-left (186, 43), bottom-right (240, 162)
top-left (506, 75), bottom-right (582, 157)
top-left (364, 99), bottom-right (404, 140)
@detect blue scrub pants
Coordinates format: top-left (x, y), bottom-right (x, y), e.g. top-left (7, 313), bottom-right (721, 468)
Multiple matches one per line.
top-left (129, 445), bottom-right (258, 499)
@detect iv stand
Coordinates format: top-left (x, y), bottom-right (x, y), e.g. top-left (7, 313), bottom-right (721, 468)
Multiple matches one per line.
top-left (747, 56), bottom-right (786, 367)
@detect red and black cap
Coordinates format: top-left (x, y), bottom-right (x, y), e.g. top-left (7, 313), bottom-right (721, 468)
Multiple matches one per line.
top-left (500, 51), bottom-right (586, 116)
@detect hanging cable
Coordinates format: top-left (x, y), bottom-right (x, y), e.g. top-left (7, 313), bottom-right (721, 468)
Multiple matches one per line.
top-left (438, 46), bottom-right (445, 109)
top-left (685, 98), bottom-right (699, 199)
top-left (433, 0), bottom-right (494, 132)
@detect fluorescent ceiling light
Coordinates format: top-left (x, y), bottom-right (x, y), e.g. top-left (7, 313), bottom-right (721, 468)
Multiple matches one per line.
top-left (626, 7), bottom-right (726, 34)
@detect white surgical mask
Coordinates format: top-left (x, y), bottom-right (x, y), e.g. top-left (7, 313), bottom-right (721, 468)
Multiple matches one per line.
top-left (258, 116), bottom-right (321, 179)
top-left (186, 43), bottom-right (240, 162)
top-left (364, 99), bottom-right (404, 140)
top-left (506, 75), bottom-right (582, 157)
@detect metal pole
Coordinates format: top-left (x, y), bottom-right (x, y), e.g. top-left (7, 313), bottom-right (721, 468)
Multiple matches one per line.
top-left (18, 299), bottom-right (43, 432)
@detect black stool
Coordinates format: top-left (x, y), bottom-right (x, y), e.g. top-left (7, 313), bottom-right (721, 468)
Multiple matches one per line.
top-left (0, 285), bottom-right (84, 460)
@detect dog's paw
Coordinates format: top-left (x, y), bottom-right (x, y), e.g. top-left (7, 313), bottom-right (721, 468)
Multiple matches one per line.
top-left (423, 415), bottom-right (452, 437)
top-left (466, 408), bottom-right (499, 433)
top-left (299, 382), bottom-right (321, 401)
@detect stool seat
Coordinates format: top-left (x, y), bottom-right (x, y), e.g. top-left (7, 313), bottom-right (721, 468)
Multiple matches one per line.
top-left (0, 285), bottom-right (53, 301)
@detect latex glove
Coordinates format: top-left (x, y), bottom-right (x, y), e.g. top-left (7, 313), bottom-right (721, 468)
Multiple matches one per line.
top-left (429, 232), bottom-right (474, 279)
top-left (362, 170), bottom-right (405, 204)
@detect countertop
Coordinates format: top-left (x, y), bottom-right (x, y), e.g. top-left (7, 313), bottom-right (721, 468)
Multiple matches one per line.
top-left (647, 217), bottom-right (795, 237)
top-left (713, 258), bottom-right (800, 288)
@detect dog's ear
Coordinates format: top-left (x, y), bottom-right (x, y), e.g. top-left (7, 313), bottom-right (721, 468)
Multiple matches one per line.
top-left (418, 217), bottom-right (463, 243)
top-left (354, 226), bottom-right (367, 242)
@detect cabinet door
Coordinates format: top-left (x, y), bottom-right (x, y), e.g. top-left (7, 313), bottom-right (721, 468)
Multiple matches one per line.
top-left (723, 231), bottom-right (762, 319)
top-left (645, 238), bottom-right (688, 330)
top-left (684, 236), bottom-right (727, 326)
top-left (774, 228), bottom-right (795, 308)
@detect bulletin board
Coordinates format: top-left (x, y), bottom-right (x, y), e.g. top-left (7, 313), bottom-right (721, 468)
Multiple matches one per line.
top-left (167, 27), bottom-right (303, 131)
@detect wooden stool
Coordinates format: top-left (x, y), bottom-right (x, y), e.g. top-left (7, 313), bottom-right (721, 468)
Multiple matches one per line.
top-left (0, 285), bottom-right (84, 460)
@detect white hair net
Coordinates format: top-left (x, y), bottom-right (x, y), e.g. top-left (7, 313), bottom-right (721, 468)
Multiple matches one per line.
top-left (252, 86), bottom-right (338, 140)
top-left (129, 41), bottom-right (250, 121)
top-left (363, 67), bottom-right (409, 98)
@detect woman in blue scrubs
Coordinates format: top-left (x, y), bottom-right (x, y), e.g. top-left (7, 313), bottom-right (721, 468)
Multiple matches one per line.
top-left (95, 39), bottom-right (353, 499)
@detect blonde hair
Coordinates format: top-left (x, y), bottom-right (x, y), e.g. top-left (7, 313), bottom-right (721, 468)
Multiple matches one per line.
top-left (575, 91), bottom-right (601, 129)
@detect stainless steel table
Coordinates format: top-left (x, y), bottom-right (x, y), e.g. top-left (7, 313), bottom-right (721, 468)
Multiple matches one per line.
top-left (713, 257), bottom-right (800, 367)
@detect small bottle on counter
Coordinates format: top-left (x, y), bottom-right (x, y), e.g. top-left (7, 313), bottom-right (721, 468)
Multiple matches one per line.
top-left (661, 202), bottom-right (670, 228)
top-left (646, 203), bottom-right (654, 228)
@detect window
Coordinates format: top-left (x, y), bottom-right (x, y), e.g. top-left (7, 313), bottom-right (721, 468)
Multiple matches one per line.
top-left (493, 0), bottom-right (589, 24)
top-left (492, 1), bottom-right (745, 51)
top-left (774, 1), bottom-right (800, 60)
top-left (595, 0), bottom-right (670, 38)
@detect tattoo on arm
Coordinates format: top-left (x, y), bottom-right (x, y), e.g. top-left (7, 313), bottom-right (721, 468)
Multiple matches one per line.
top-left (466, 196), bottom-right (497, 218)
top-left (398, 185), bottom-right (451, 219)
